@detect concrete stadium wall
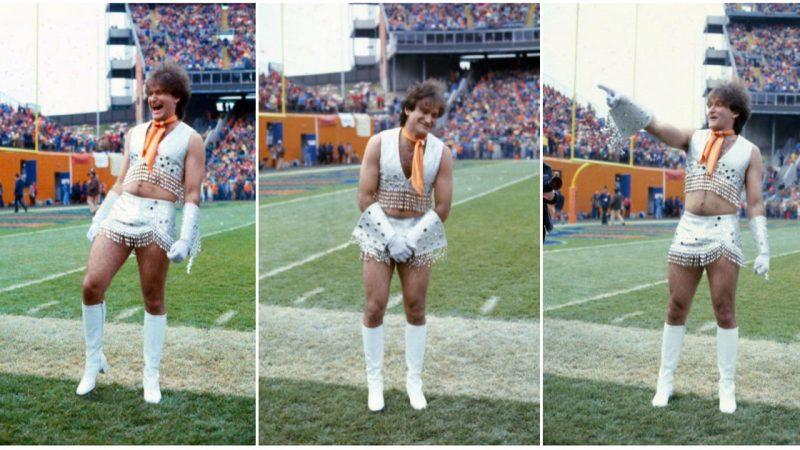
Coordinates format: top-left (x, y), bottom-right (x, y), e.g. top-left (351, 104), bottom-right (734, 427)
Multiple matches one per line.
top-left (258, 114), bottom-right (372, 167)
top-left (0, 148), bottom-right (116, 206)
top-left (545, 157), bottom-right (685, 217)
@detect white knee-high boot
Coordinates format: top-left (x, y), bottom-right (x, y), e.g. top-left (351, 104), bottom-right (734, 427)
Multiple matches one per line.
top-left (652, 323), bottom-right (685, 407)
top-left (77, 302), bottom-right (109, 395)
top-left (361, 324), bottom-right (384, 412)
top-left (405, 323), bottom-right (427, 410)
top-left (143, 312), bottom-right (166, 404)
top-left (717, 326), bottom-right (738, 414)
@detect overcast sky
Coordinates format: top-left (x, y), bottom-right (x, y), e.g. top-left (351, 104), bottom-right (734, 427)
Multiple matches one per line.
top-left (0, 3), bottom-right (128, 116)
top-left (542, 3), bottom-right (729, 130)
top-left (258, 3), bottom-right (358, 77)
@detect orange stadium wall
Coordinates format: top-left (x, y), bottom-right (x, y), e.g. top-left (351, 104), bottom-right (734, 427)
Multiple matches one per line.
top-left (258, 114), bottom-right (372, 167)
top-left (0, 149), bottom-right (116, 206)
top-left (545, 157), bottom-right (685, 218)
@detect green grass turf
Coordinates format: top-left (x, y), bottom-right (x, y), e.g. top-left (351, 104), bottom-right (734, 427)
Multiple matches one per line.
top-left (0, 201), bottom-right (255, 331)
top-left (261, 168), bottom-right (538, 320)
top-left (544, 221), bottom-right (800, 341)
top-left (0, 225), bottom-right (255, 331)
top-left (260, 377), bottom-right (538, 445)
top-left (543, 374), bottom-right (800, 445)
top-left (0, 373), bottom-right (254, 445)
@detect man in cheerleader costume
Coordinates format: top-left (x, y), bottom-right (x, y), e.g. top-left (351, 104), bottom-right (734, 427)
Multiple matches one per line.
top-left (78, 61), bottom-right (205, 404)
top-left (599, 81), bottom-right (769, 413)
top-left (352, 80), bottom-right (453, 412)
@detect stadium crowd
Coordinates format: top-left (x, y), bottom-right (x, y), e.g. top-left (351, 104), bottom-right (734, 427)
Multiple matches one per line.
top-left (383, 3), bottom-right (535, 31)
top-left (0, 102), bottom-right (129, 153)
top-left (728, 22), bottom-right (800, 92)
top-left (542, 85), bottom-right (686, 169)
top-left (443, 70), bottom-right (538, 159)
top-left (726, 3), bottom-right (800, 15)
top-left (259, 69), bottom-right (384, 113)
top-left (130, 3), bottom-right (255, 71)
top-left (202, 116), bottom-right (256, 201)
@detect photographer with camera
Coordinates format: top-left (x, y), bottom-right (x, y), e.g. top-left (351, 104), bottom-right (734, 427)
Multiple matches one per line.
top-left (543, 162), bottom-right (562, 240)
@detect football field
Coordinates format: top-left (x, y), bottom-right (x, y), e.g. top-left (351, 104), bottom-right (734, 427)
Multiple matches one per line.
top-left (259, 160), bottom-right (539, 444)
top-left (544, 218), bottom-right (800, 445)
top-left (0, 201), bottom-right (256, 445)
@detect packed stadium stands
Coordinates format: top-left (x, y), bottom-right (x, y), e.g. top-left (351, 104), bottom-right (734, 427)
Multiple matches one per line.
top-left (728, 22), bottom-right (800, 92)
top-left (443, 70), bottom-right (538, 159)
top-left (203, 116), bottom-right (256, 201)
top-left (542, 85), bottom-right (686, 169)
top-left (259, 69), bottom-right (384, 114)
top-left (726, 3), bottom-right (800, 15)
top-left (130, 3), bottom-right (255, 71)
top-left (383, 3), bottom-right (537, 31)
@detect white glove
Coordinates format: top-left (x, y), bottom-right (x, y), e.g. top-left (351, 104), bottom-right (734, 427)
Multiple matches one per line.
top-left (167, 239), bottom-right (190, 263)
top-left (87, 191), bottom-right (119, 242)
top-left (750, 216), bottom-right (769, 279)
top-left (168, 202), bottom-right (199, 264)
top-left (597, 84), bottom-right (653, 137)
top-left (387, 233), bottom-right (414, 263)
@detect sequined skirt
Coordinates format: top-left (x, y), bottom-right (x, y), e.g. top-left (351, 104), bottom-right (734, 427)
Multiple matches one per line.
top-left (354, 213), bottom-right (447, 268)
top-left (98, 192), bottom-right (176, 253)
top-left (668, 211), bottom-right (744, 267)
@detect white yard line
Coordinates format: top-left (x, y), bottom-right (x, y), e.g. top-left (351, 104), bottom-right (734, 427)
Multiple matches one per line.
top-left (1, 313), bottom-right (254, 397)
top-left (611, 311), bottom-right (644, 324)
top-left (697, 321), bottom-right (718, 334)
top-left (261, 242), bottom-right (352, 280)
top-left (259, 187), bottom-right (356, 209)
top-left (261, 305), bottom-right (538, 403)
top-left (27, 301), bottom-right (59, 315)
top-left (480, 296), bottom-right (500, 315)
top-left (293, 287), bottom-right (325, 305)
top-left (0, 223), bottom-right (254, 296)
top-left (114, 306), bottom-right (141, 322)
top-left (545, 249), bottom-right (800, 313)
top-left (261, 174), bottom-right (536, 280)
top-left (260, 165), bottom-right (361, 178)
top-left (545, 238), bottom-right (673, 255)
top-left (214, 309), bottom-right (238, 325)
top-left (387, 294), bottom-right (403, 309)
top-left (0, 267), bottom-right (86, 295)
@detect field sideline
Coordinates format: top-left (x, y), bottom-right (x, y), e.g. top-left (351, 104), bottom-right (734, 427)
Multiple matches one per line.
top-left (0, 200), bottom-right (256, 445)
top-left (259, 160), bottom-right (539, 444)
top-left (544, 218), bottom-right (800, 445)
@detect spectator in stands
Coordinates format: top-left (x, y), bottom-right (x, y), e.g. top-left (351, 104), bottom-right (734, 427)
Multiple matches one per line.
top-left (13, 173), bottom-right (26, 213)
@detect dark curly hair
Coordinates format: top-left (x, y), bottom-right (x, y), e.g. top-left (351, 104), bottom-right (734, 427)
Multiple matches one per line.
top-left (707, 81), bottom-right (751, 135)
top-left (400, 79), bottom-right (447, 126)
top-left (145, 61), bottom-right (192, 119)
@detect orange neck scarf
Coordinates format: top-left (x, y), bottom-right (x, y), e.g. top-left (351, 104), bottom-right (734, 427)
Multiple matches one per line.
top-left (699, 129), bottom-right (735, 176)
top-left (142, 115), bottom-right (178, 172)
top-left (401, 127), bottom-right (426, 195)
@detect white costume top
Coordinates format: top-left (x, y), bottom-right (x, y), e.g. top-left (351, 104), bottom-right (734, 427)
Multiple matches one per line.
top-left (123, 121), bottom-right (193, 204)
top-left (376, 127), bottom-right (443, 213)
top-left (685, 129), bottom-right (753, 207)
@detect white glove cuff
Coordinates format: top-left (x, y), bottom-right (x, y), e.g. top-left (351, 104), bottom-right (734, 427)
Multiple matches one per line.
top-left (609, 94), bottom-right (653, 138)
top-left (749, 215), bottom-right (769, 256)
top-left (356, 202), bottom-right (397, 248)
top-left (93, 191), bottom-right (119, 224)
top-left (179, 202), bottom-right (201, 274)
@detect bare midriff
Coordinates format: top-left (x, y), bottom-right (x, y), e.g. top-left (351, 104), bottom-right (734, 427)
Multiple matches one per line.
top-left (383, 206), bottom-right (425, 219)
top-left (124, 181), bottom-right (178, 203)
top-left (684, 190), bottom-right (738, 216)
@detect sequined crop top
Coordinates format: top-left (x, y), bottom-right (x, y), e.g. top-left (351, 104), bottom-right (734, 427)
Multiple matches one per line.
top-left (684, 129), bottom-right (753, 207)
top-left (123, 121), bottom-right (192, 204)
top-left (376, 127), bottom-right (444, 213)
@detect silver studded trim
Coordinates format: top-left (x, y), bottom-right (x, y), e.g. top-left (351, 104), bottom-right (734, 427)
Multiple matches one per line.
top-left (684, 159), bottom-right (743, 207)
top-left (124, 156), bottom-right (185, 206)
top-left (97, 192), bottom-right (177, 254)
top-left (667, 212), bottom-right (744, 268)
top-left (352, 209), bottom-right (447, 268)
